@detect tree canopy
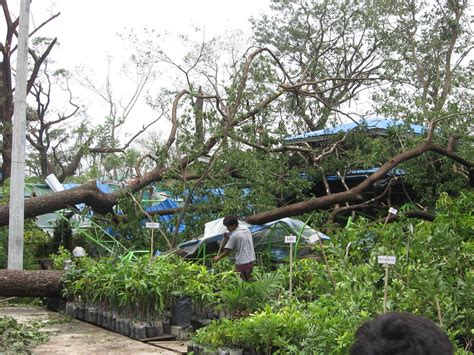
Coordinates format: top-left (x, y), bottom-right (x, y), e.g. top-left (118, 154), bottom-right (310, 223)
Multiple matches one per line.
top-left (0, 0), bottom-right (472, 247)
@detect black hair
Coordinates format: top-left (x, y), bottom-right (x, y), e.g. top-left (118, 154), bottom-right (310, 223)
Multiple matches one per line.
top-left (350, 312), bottom-right (453, 355)
top-left (223, 215), bottom-right (239, 227)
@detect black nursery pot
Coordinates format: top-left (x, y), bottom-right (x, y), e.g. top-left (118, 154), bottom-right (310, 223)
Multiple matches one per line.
top-left (97, 309), bottom-right (104, 327)
top-left (131, 321), bottom-right (147, 340)
top-left (111, 314), bottom-right (118, 332)
top-left (116, 317), bottom-right (124, 335)
top-left (162, 318), bottom-right (171, 334)
top-left (88, 307), bottom-right (98, 324)
top-left (123, 318), bottom-right (131, 337)
top-left (171, 297), bottom-right (193, 328)
top-left (65, 302), bottom-right (74, 317)
top-left (103, 311), bottom-right (112, 329)
top-left (77, 304), bottom-right (86, 320)
top-left (145, 321), bottom-right (155, 338)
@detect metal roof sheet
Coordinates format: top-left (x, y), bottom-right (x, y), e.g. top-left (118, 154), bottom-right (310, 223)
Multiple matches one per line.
top-left (284, 118), bottom-right (424, 143)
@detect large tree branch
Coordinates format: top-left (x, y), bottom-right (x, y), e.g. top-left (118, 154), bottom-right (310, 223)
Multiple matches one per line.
top-left (0, 133), bottom-right (471, 228)
top-left (26, 38), bottom-right (57, 93)
top-left (244, 140), bottom-right (472, 225)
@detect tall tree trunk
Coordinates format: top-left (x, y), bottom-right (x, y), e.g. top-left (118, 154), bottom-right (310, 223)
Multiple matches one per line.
top-left (0, 61), bottom-right (13, 181)
top-left (39, 149), bottom-right (50, 178)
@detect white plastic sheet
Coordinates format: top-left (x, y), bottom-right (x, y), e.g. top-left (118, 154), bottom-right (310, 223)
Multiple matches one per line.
top-left (203, 217), bottom-right (251, 239)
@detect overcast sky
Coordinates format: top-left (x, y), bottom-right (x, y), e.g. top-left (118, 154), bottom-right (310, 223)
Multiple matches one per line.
top-left (34, 1), bottom-right (270, 70)
top-left (8, 0), bottom-right (272, 140)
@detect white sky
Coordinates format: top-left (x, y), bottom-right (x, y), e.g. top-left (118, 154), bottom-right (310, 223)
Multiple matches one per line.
top-left (7, 0), bottom-right (272, 142)
top-left (36, 0), bottom-right (270, 70)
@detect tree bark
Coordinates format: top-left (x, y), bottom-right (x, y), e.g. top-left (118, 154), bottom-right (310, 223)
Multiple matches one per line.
top-left (0, 269), bottom-right (64, 297)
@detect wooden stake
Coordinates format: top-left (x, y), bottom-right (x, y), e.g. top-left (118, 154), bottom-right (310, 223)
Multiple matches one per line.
top-left (150, 229), bottom-right (154, 258)
top-left (435, 296), bottom-right (443, 327)
top-left (289, 242), bottom-right (293, 297)
top-left (383, 263), bottom-right (390, 313)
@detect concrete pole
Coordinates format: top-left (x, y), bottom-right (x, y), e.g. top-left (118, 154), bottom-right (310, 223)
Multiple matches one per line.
top-left (8, 0), bottom-right (31, 270)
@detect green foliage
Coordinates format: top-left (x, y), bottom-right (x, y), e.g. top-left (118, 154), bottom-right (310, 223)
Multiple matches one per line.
top-left (49, 212), bottom-right (74, 255)
top-left (51, 246), bottom-right (72, 270)
top-left (218, 270), bottom-right (284, 313)
top-left (59, 191), bottom-right (473, 352)
top-left (193, 192), bottom-right (474, 353)
top-left (0, 225), bottom-right (40, 270)
top-left (0, 316), bottom-right (49, 353)
top-left (92, 191), bottom-right (154, 251)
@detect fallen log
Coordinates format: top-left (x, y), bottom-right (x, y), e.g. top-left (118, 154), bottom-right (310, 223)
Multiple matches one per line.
top-left (0, 270), bottom-right (65, 297)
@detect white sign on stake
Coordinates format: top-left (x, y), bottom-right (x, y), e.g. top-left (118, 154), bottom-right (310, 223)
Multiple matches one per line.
top-left (145, 222), bottom-right (161, 229)
top-left (378, 255), bottom-right (397, 265)
top-left (388, 207), bottom-right (398, 215)
top-left (285, 235), bottom-right (297, 244)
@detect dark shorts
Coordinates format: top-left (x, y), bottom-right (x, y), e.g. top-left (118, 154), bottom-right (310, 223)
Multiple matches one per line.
top-left (235, 261), bottom-right (254, 281)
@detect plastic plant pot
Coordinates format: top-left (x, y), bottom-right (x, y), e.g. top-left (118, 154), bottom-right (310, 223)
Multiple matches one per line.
top-left (97, 309), bottom-right (104, 327)
top-left (88, 307), bottom-right (97, 324)
top-left (146, 321), bottom-right (156, 338)
top-left (123, 318), bottom-right (131, 337)
top-left (111, 314), bottom-right (117, 332)
top-left (116, 317), bottom-right (124, 335)
top-left (218, 347), bottom-right (231, 354)
top-left (65, 302), bottom-right (73, 317)
top-left (132, 321), bottom-right (147, 340)
top-left (77, 304), bottom-right (85, 320)
top-left (162, 318), bottom-right (171, 334)
top-left (103, 311), bottom-right (112, 329)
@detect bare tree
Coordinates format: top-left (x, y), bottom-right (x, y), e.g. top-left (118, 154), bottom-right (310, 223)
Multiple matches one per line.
top-left (0, 0), bottom-right (59, 180)
top-left (26, 64), bottom-right (80, 178)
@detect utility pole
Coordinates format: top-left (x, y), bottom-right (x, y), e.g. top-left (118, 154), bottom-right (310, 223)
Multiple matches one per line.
top-left (8, 0), bottom-right (31, 270)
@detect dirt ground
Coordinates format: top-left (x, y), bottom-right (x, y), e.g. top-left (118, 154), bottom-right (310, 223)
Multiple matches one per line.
top-left (0, 306), bottom-right (188, 354)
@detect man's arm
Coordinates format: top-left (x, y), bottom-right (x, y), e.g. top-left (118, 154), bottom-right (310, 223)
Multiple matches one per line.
top-left (214, 232), bottom-right (235, 262)
top-left (213, 248), bottom-right (231, 262)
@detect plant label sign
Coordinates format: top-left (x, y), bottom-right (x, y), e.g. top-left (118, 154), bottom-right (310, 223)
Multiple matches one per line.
top-left (388, 207), bottom-right (398, 215)
top-left (285, 235), bottom-right (297, 244)
top-left (145, 222), bottom-right (160, 229)
top-left (378, 255), bottom-right (396, 265)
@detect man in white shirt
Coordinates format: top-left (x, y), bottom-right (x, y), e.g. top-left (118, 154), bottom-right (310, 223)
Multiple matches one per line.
top-left (213, 215), bottom-right (256, 281)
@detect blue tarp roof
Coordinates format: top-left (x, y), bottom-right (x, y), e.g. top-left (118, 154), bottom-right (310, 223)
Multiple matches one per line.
top-left (284, 118), bottom-right (424, 143)
top-left (325, 168), bottom-right (405, 182)
top-left (61, 181), bottom-right (112, 211)
top-left (62, 181), bottom-right (111, 194)
top-left (145, 198), bottom-right (185, 233)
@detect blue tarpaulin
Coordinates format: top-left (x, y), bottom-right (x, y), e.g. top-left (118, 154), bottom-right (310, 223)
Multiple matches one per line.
top-left (145, 198), bottom-right (185, 233)
top-left (284, 118), bottom-right (424, 143)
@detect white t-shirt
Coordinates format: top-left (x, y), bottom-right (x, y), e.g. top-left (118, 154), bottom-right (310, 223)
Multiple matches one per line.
top-left (224, 224), bottom-right (256, 265)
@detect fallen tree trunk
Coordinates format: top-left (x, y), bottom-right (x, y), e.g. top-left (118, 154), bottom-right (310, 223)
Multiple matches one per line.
top-left (245, 141), bottom-right (473, 225)
top-left (0, 270), bottom-right (64, 297)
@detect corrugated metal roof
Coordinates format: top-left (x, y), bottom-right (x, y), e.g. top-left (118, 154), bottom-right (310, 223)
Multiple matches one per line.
top-left (284, 118), bottom-right (424, 143)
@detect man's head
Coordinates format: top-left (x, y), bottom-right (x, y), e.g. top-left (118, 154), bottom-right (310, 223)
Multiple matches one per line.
top-left (223, 215), bottom-right (239, 232)
top-left (350, 312), bottom-right (453, 355)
